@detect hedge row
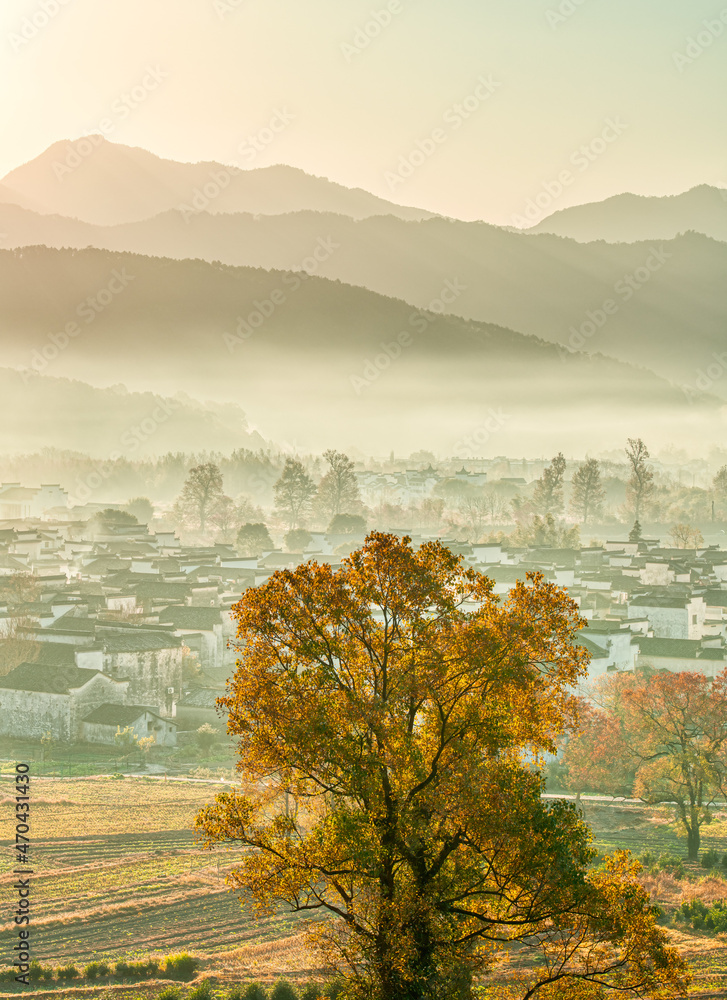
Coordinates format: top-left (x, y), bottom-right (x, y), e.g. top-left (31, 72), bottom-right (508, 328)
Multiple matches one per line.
top-left (0, 952), bottom-right (199, 984)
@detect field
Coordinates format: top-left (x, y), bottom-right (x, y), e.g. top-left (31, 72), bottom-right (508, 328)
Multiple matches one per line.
top-left (0, 774), bottom-right (315, 991)
top-left (584, 800), bottom-right (727, 998)
top-left (0, 776), bottom-right (726, 997)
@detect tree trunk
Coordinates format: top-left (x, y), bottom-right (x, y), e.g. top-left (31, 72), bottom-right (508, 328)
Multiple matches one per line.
top-left (687, 823), bottom-right (700, 861)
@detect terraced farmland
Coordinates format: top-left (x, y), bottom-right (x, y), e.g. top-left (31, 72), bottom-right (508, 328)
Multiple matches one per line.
top-left (0, 775), bottom-right (305, 966)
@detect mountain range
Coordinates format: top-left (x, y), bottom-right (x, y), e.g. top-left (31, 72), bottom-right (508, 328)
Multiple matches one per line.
top-left (0, 245), bottom-right (717, 455)
top-left (0, 138), bottom-right (724, 455)
top-left (0, 205), bottom-right (723, 391)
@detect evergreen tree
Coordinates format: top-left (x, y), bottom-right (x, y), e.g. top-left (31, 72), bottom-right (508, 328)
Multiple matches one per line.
top-left (236, 523), bottom-right (273, 557)
top-left (570, 458), bottom-right (605, 524)
top-left (532, 452), bottom-right (566, 516)
top-left (174, 463), bottom-right (227, 533)
top-left (274, 458), bottom-right (316, 528)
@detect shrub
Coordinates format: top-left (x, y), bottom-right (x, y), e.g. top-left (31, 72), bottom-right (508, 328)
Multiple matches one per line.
top-left (657, 852), bottom-right (685, 878)
top-left (189, 980), bottom-right (213, 1000)
top-left (271, 980), bottom-right (298, 1000)
top-left (323, 979), bottom-right (346, 1000)
top-left (226, 989), bottom-right (245, 1000)
top-left (164, 953), bottom-right (200, 980)
top-left (0, 969), bottom-right (16, 984)
top-left (243, 984), bottom-right (269, 1000)
top-left (28, 961), bottom-right (44, 982)
top-left (702, 848), bottom-right (722, 869)
top-left (672, 862), bottom-right (686, 880)
top-left (158, 987), bottom-right (183, 1000)
top-left (300, 985), bottom-right (324, 1000)
top-left (85, 960), bottom-right (112, 979)
top-left (129, 958), bottom-right (159, 978)
top-left (657, 852), bottom-right (681, 869)
top-left (56, 964), bottom-right (80, 980)
top-left (675, 898), bottom-right (727, 933)
top-left (40, 965), bottom-right (54, 982)
top-left (196, 723), bottom-right (220, 754)
top-left (114, 959), bottom-right (132, 980)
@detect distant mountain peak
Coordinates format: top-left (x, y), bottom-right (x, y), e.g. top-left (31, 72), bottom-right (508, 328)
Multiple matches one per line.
top-left (0, 137), bottom-right (435, 227)
top-left (527, 185), bottom-right (727, 243)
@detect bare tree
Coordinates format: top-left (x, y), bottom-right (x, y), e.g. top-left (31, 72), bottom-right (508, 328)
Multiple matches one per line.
top-left (315, 450), bottom-right (361, 522)
top-left (625, 438), bottom-right (654, 523)
top-left (713, 465), bottom-right (727, 516)
top-left (457, 497), bottom-right (489, 540)
top-left (480, 488), bottom-right (510, 524)
top-left (669, 523), bottom-right (704, 548)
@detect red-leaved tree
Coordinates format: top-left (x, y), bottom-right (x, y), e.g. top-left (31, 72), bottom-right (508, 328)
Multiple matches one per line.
top-left (564, 669), bottom-right (727, 860)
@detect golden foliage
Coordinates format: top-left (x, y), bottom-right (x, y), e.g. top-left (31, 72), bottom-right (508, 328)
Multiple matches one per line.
top-left (196, 533), bottom-right (687, 1000)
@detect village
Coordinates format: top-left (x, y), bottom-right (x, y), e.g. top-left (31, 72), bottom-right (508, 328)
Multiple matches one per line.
top-left (1, 469), bottom-right (726, 751)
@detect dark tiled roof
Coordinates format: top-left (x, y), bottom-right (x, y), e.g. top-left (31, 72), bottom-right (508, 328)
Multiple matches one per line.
top-left (630, 596), bottom-right (699, 609)
top-left (132, 582), bottom-right (192, 600)
top-left (486, 566), bottom-right (555, 583)
top-left (574, 636), bottom-right (609, 658)
top-left (100, 631), bottom-right (182, 653)
top-left (637, 638), bottom-right (724, 660)
top-left (638, 638), bottom-right (699, 657)
top-left (33, 643), bottom-right (78, 666)
top-left (581, 620), bottom-right (630, 634)
top-left (47, 613), bottom-right (97, 633)
top-left (0, 663), bottom-right (101, 693)
top-left (157, 606), bottom-right (222, 630)
top-left (0, 487), bottom-right (36, 501)
top-left (697, 647), bottom-right (726, 660)
top-left (178, 688), bottom-right (224, 708)
top-left (82, 703), bottom-right (166, 726)
top-left (702, 590), bottom-right (727, 608)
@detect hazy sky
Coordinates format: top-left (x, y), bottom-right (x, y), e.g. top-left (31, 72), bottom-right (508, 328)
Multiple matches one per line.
top-left (1, 0), bottom-right (726, 223)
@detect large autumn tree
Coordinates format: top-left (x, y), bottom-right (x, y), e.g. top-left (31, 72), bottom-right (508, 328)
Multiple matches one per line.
top-left (564, 669), bottom-right (727, 860)
top-left (197, 534), bottom-right (685, 1000)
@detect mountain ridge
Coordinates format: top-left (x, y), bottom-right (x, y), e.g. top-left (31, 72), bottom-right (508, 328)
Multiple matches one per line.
top-left (0, 204), bottom-right (721, 392)
top-left (0, 366), bottom-right (268, 457)
top-left (0, 137), bottom-right (436, 226)
top-left (0, 244), bottom-right (719, 454)
top-left (527, 184), bottom-right (727, 243)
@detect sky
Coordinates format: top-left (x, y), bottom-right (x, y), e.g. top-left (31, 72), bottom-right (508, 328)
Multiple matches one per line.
top-left (1, 0), bottom-right (726, 223)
